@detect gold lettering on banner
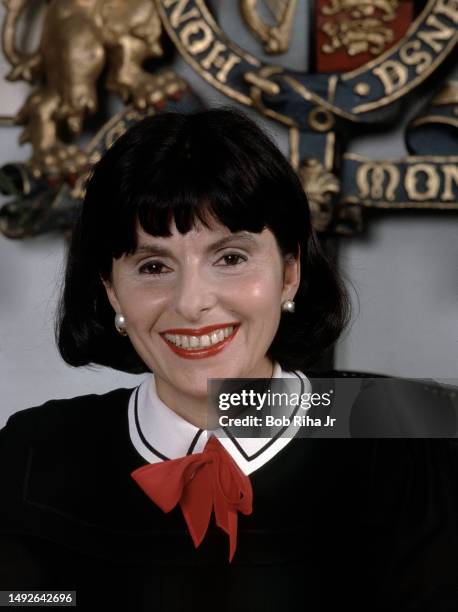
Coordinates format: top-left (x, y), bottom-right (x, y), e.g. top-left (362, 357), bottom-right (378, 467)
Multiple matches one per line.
top-left (417, 14), bottom-right (455, 52)
top-left (159, 0), bottom-right (253, 101)
top-left (164, 0), bottom-right (199, 28)
top-left (435, 0), bottom-right (458, 23)
top-left (357, 163), bottom-right (400, 200)
top-left (373, 61), bottom-right (408, 95)
top-left (370, 0), bottom-right (457, 97)
top-left (398, 41), bottom-right (432, 73)
top-left (179, 19), bottom-right (214, 54)
top-left (201, 41), bottom-right (241, 83)
top-left (405, 164), bottom-right (440, 200)
top-left (441, 165), bottom-right (458, 201)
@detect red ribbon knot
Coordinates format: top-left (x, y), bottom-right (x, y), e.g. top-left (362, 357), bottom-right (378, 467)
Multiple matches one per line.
top-left (131, 435), bottom-right (253, 562)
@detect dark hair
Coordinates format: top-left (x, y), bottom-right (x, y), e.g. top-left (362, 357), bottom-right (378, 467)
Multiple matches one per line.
top-left (56, 107), bottom-right (349, 374)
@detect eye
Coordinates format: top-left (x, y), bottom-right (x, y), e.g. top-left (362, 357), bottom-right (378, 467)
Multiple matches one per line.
top-left (138, 260), bottom-right (170, 275)
top-left (215, 253), bottom-right (247, 267)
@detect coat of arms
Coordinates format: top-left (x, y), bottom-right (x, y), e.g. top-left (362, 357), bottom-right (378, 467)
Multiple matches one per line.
top-left (0, 0), bottom-right (456, 238)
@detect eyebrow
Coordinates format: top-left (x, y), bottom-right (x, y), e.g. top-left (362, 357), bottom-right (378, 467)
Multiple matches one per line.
top-left (133, 232), bottom-right (258, 257)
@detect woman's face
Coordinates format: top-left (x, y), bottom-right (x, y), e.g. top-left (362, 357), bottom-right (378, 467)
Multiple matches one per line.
top-left (103, 217), bottom-right (300, 405)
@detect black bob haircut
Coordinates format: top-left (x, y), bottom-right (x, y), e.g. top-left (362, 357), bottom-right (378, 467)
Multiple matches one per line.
top-left (56, 107), bottom-right (350, 374)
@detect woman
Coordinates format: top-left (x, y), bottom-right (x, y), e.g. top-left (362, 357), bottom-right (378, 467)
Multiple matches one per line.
top-left (0, 108), bottom-right (456, 611)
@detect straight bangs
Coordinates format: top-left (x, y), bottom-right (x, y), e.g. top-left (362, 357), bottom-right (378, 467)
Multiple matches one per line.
top-left (133, 178), bottom-right (275, 249)
top-left (92, 110), bottom-right (303, 268)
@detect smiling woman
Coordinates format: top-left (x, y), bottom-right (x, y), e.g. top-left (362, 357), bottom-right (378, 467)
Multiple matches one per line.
top-left (102, 221), bottom-right (302, 426)
top-left (56, 107), bottom-right (347, 429)
top-left (0, 108), bottom-right (457, 611)
top-left (58, 108), bottom-right (346, 376)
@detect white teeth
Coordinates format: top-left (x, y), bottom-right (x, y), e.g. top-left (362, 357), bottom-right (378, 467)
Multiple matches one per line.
top-left (164, 326), bottom-right (236, 349)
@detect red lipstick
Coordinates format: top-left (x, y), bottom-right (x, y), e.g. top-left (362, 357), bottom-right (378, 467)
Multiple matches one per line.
top-left (160, 323), bottom-right (240, 359)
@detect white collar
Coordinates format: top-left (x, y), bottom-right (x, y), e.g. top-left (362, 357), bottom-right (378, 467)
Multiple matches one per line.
top-left (128, 363), bottom-right (311, 475)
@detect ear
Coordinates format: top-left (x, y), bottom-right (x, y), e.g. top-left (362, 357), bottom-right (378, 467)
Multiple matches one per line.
top-left (100, 275), bottom-right (122, 314)
top-left (282, 246), bottom-right (301, 302)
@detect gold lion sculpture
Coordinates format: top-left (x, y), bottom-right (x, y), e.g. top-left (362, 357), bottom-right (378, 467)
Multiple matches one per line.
top-left (2, 0), bottom-right (185, 177)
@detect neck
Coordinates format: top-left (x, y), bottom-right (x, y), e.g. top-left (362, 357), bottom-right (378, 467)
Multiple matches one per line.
top-left (155, 381), bottom-right (212, 429)
top-left (154, 360), bottom-right (276, 430)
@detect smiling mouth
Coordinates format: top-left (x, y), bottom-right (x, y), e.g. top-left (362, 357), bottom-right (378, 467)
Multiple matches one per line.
top-left (160, 324), bottom-right (240, 358)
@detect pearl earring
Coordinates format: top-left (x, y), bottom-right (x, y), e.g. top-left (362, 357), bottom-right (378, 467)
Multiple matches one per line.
top-left (281, 300), bottom-right (295, 313)
top-left (114, 313), bottom-right (128, 336)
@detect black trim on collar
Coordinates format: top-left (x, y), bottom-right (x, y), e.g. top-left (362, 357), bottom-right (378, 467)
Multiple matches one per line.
top-left (133, 371), bottom-right (305, 463)
top-left (221, 371), bottom-right (305, 462)
top-left (187, 429), bottom-right (204, 455)
top-left (134, 386), bottom-right (170, 461)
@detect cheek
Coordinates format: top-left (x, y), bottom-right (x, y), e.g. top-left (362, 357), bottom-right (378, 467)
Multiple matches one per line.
top-left (115, 284), bottom-right (168, 325)
top-left (229, 270), bottom-right (283, 310)
top-left (220, 280), bottom-right (283, 347)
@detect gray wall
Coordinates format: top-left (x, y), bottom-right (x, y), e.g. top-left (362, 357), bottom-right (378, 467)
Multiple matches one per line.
top-left (1, 2), bottom-right (457, 426)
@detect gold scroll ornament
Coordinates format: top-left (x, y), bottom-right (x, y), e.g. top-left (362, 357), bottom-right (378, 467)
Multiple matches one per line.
top-left (1, 0), bottom-right (186, 178)
top-left (239, 0), bottom-right (298, 53)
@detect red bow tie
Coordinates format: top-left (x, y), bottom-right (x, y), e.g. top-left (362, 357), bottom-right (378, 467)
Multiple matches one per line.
top-left (130, 435), bottom-right (253, 562)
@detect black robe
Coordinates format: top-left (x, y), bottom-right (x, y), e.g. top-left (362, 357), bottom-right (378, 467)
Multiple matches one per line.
top-left (1, 378), bottom-right (457, 611)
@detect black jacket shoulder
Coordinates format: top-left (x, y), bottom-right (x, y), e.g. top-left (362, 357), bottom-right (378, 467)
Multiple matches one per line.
top-left (0, 386), bottom-right (150, 554)
top-left (1, 387), bottom-right (134, 444)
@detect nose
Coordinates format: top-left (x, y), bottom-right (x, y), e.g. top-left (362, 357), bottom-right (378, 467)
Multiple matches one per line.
top-left (172, 268), bottom-right (217, 322)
